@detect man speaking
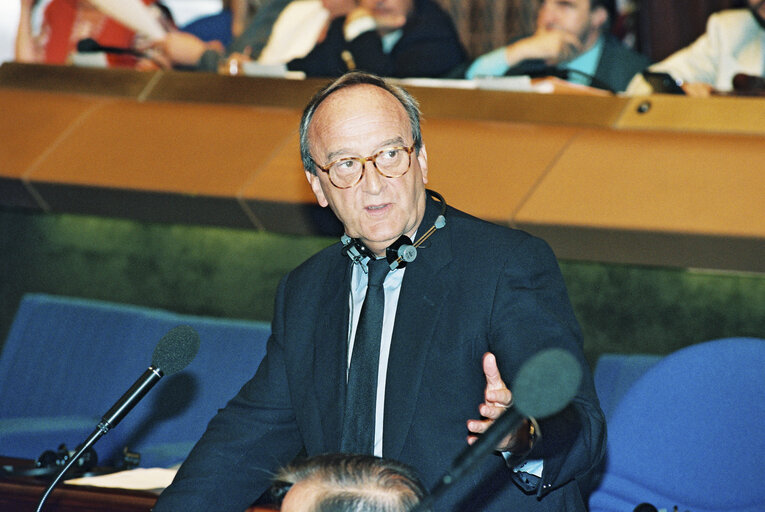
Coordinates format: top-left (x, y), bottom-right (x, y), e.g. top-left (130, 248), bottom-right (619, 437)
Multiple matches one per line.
top-left (153, 72), bottom-right (605, 511)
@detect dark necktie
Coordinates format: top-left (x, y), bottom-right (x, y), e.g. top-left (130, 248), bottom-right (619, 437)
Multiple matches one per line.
top-left (341, 258), bottom-right (389, 454)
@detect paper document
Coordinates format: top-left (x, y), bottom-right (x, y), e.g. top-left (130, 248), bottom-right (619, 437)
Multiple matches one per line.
top-left (241, 62), bottom-right (306, 79)
top-left (392, 78), bottom-right (478, 90)
top-left (66, 467), bottom-right (178, 491)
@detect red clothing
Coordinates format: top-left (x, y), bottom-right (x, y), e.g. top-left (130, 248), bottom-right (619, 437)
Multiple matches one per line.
top-left (39, 0), bottom-right (155, 67)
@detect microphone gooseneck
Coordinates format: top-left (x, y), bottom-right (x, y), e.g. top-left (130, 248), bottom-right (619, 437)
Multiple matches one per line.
top-left (35, 325), bottom-right (200, 512)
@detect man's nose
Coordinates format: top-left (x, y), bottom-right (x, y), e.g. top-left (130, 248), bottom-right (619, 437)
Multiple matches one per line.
top-left (361, 159), bottom-right (383, 192)
top-left (537, 6), bottom-right (557, 29)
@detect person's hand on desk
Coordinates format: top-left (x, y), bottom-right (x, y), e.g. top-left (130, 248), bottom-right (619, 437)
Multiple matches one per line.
top-left (467, 352), bottom-right (535, 455)
top-left (681, 82), bottom-right (715, 97)
top-left (146, 31), bottom-right (223, 68)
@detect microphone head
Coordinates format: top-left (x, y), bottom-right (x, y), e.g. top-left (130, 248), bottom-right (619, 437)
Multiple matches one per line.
top-left (511, 348), bottom-right (582, 419)
top-left (76, 38), bottom-right (101, 53)
top-left (152, 325), bottom-right (200, 376)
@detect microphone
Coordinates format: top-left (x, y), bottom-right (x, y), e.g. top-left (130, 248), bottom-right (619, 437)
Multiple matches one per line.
top-left (35, 325), bottom-right (200, 512)
top-left (528, 66), bottom-right (616, 93)
top-left (100, 324), bottom-right (200, 431)
top-left (76, 38), bottom-right (145, 58)
top-left (412, 348), bottom-right (582, 512)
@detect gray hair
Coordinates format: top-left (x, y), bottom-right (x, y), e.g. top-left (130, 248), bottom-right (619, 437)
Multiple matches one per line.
top-left (272, 453), bottom-right (427, 512)
top-left (299, 72), bottom-right (423, 175)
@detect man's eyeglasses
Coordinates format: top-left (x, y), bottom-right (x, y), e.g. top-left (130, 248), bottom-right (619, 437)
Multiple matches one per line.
top-left (313, 145), bottom-right (415, 189)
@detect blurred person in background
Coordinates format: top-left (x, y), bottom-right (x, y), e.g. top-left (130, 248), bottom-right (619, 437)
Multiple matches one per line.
top-left (15, 0), bottom-right (172, 68)
top-left (152, 0), bottom-right (465, 78)
top-left (286, 0), bottom-right (467, 78)
top-left (465, 0), bottom-right (650, 92)
top-left (151, 0), bottom-right (351, 71)
top-left (626, 0), bottom-right (765, 97)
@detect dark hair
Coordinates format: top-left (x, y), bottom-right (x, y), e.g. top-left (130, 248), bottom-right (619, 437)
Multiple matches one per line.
top-left (299, 72), bottom-right (423, 176)
top-left (272, 453), bottom-right (427, 512)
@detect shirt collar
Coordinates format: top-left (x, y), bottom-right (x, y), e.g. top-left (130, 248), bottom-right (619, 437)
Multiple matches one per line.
top-left (562, 35), bottom-right (605, 85)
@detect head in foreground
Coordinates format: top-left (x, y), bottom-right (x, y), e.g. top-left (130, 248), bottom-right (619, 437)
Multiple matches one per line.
top-left (272, 453), bottom-right (427, 512)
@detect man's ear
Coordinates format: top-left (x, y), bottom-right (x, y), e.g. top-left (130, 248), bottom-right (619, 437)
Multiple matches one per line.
top-left (591, 6), bottom-right (608, 31)
top-left (306, 170), bottom-right (329, 207)
top-left (417, 144), bottom-right (428, 184)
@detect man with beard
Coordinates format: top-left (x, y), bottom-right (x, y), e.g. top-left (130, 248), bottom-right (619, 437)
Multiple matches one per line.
top-left (626, 0), bottom-right (765, 97)
top-left (465, 0), bottom-right (650, 92)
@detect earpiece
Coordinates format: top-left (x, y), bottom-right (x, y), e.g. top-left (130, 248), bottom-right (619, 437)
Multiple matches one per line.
top-left (341, 190), bottom-right (447, 271)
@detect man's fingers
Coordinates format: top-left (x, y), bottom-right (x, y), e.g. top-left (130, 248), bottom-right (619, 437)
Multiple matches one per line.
top-left (482, 352), bottom-right (505, 388)
top-left (482, 352), bottom-right (512, 406)
top-left (467, 418), bottom-right (492, 435)
top-left (479, 402), bottom-right (509, 419)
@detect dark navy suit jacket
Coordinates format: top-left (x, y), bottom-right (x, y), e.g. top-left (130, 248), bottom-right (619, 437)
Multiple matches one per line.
top-left (154, 197), bottom-right (606, 511)
top-left (288, 0), bottom-right (466, 78)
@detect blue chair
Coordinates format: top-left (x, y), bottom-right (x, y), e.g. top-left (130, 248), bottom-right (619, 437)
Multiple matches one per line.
top-left (589, 337), bottom-right (765, 512)
top-left (0, 293), bottom-right (271, 468)
top-left (593, 353), bottom-right (662, 421)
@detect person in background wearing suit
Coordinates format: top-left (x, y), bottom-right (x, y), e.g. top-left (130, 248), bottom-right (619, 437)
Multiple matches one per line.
top-left (626, 0), bottom-right (765, 97)
top-left (271, 453), bottom-right (426, 512)
top-left (153, 71), bottom-right (605, 512)
top-left (287, 0), bottom-right (466, 78)
top-left (465, 0), bottom-right (650, 92)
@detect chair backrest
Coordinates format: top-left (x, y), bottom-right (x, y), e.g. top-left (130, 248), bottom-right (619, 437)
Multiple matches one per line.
top-left (593, 353), bottom-right (662, 421)
top-left (588, 337), bottom-right (765, 512)
top-left (0, 293), bottom-right (271, 468)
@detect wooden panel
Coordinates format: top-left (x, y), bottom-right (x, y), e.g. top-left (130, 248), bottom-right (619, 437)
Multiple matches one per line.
top-left (514, 128), bottom-right (765, 271)
top-left (146, 71), bottom-right (328, 108)
top-left (422, 118), bottom-right (578, 223)
top-left (401, 83), bottom-right (629, 126)
top-left (618, 94), bottom-right (765, 135)
top-left (238, 131), bottom-right (328, 233)
top-left (0, 89), bottom-right (105, 179)
top-left (0, 62), bottom-right (159, 98)
top-left (0, 88), bottom-right (108, 210)
top-left (26, 100), bottom-right (300, 198)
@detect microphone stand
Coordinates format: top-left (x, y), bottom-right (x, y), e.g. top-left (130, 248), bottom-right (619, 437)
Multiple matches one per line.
top-left (35, 366), bottom-right (163, 511)
top-left (35, 427), bottom-right (105, 512)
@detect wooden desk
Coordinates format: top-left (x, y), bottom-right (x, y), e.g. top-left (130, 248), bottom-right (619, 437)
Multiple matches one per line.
top-left (0, 463), bottom-right (158, 512)
top-left (0, 459), bottom-right (277, 512)
top-left (1, 62), bottom-right (763, 272)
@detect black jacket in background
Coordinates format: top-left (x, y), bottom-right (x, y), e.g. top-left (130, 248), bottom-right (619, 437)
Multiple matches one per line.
top-left (288, 0), bottom-right (467, 78)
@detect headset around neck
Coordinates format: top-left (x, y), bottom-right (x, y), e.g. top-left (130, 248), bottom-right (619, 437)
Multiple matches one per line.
top-left (341, 189), bottom-right (447, 272)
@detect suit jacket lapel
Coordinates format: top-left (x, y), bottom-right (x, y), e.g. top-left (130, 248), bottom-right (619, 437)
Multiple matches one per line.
top-left (312, 254), bottom-right (352, 453)
top-left (383, 197), bottom-right (453, 460)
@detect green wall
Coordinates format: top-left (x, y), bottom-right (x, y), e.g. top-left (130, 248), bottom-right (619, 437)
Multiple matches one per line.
top-left (2, 207), bottom-right (763, 367)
